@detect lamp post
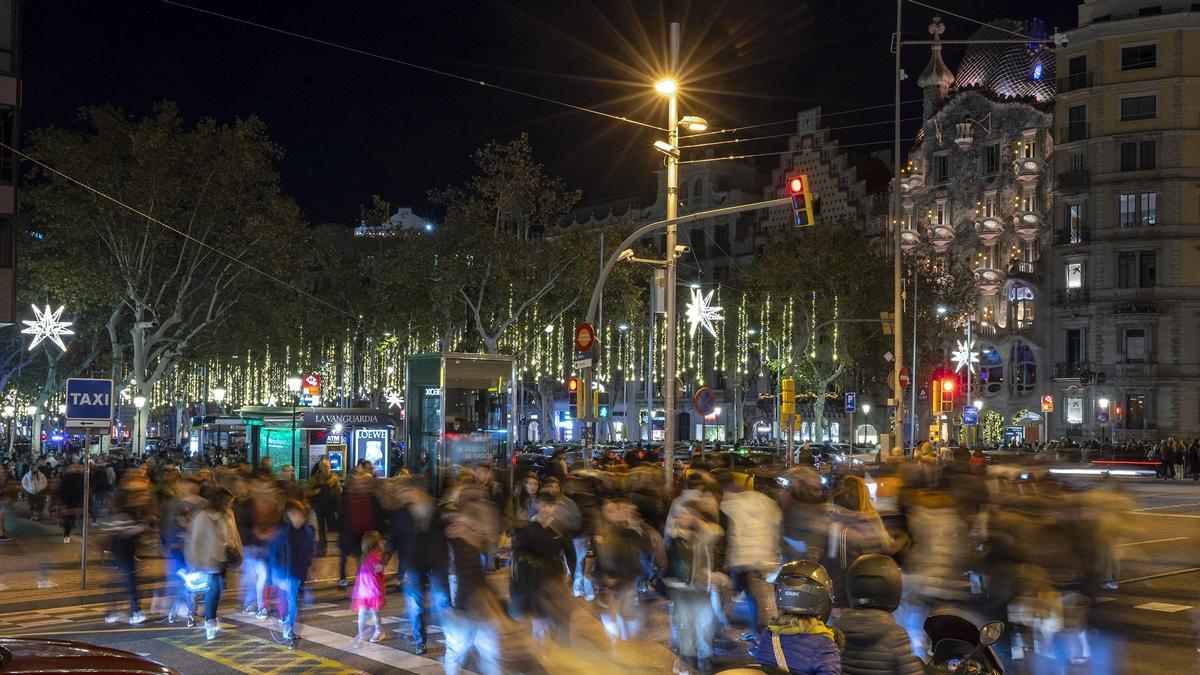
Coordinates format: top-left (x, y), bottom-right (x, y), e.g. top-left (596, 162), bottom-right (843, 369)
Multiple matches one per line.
top-left (132, 396), bottom-right (146, 456)
top-left (25, 405), bottom-right (38, 455)
top-left (1098, 397), bottom-right (1109, 446)
top-left (3, 405), bottom-right (12, 455)
top-left (211, 387), bottom-right (227, 450)
top-left (287, 376), bottom-right (303, 473)
top-left (861, 403), bottom-right (872, 445)
top-left (58, 404), bottom-right (67, 453)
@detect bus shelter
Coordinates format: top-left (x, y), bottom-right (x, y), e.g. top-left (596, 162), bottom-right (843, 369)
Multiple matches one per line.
top-left (404, 353), bottom-right (516, 493)
top-left (238, 406), bottom-right (396, 479)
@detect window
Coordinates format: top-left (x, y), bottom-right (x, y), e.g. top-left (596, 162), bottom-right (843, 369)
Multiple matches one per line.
top-left (689, 228), bottom-right (706, 259)
top-left (979, 345), bottom-right (1003, 395)
top-left (0, 108), bottom-right (11, 184)
top-left (1066, 262), bottom-right (1084, 288)
top-left (1140, 251), bottom-right (1157, 287)
top-left (1121, 43), bottom-right (1157, 70)
top-left (1069, 152), bottom-right (1085, 174)
top-left (1120, 94), bottom-right (1157, 121)
top-left (1118, 252), bottom-right (1137, 288)
top-left (1067, 105), bottom-right (1088, 142)
top-left (933, 153), bottom-right (949, 183)
top-left (1067, 203), bottom-right (1086, 243)
top-left (982, 144), bottom-right (1000, 174)
top-left (982, 191), bottom-right (997, 218)
top-left (1125, 394), bottom-right (1146, 429)
top-left (714, 223), bottom-right (729, 251)
top-left (0, 0), bottom-right (13, 75)
top-left (1021, 131), bottom-right (1038, 159)
top-left (1065, 328), bottom-right (1087, 366)
top-left (1067, 397), bottom-right (1084, 424)
top-left (1124, 328), bottom-right (1147, 363)
top-left (1119, 192), bottom-right (1157, 226)
top-left (0, 215), bottom-right (12, 269)
top-left (1012, 343), bottom-right (1037, 394)
top-left (1120, 140), bottom-right (1156, 171)
top-left (1009, 282), bottom-right (1036, 330)
top-left (903, 207), bottom-right (914, 230)
top-left (1021, 189), bottom-right (1039, 212)
top-left (1066, 54), bottom-right (1088, 90)
top-left (933, 199), bottom-right (947, 225)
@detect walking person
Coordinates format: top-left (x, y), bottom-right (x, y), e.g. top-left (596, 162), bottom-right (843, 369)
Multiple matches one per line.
top-left (58, 461), bottom-right (86, 544)
top-left (664, 499), bottom-right (724, 674)
top-left (720, 474), bottom-right (782, 642)
top-left (394, 479), bottom-right (447, 655)
top-left (510, 492), bottom-right (575, 641)
top-left (337, 470), bottom-right (380, 588)
top-left (306, 459), bottom-right (340, 557)
top-left (186, 488), bottom-right (243, 640)
top-left (1186, 439), bottom-right (1200, 482)
top-left (0, 462), bottom-right (16, 541)
top-left (350, 531), bottom-right (387, 646)
top-left (268, 499), bottom-right (315, 646)
top-left (21, 462), bottom-right (47, 521)
top-left (104, 510), bottom-right (147, 625)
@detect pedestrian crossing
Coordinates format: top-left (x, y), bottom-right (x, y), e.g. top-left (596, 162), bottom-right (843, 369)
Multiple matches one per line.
top-left (0, 603), bottom-right (111, 630)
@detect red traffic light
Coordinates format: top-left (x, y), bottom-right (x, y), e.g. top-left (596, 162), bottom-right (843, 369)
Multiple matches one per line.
top-left (566, 376), bottom-right (580, 393)
top-left (788, 176), bottom-right (805, 194)
top-left (941, 379), bottom-right (955, 393)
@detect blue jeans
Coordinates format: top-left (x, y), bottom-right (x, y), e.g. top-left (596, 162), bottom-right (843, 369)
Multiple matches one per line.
top-left (277, 577), bottom-right (301, 637)
top-left (404, 567), bottom-right (449, 645)
top-left (204, 572), bottom-right (224, 622)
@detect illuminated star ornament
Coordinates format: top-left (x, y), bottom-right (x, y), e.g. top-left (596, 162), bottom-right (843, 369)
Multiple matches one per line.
top-left (685, 287), bottom-right (723, 338)
top-left (21, 304), bottom-right (74, 352)
top-left (385, 389), bottom-right (403, 409)
top-left (952, 338), bottom-right (979, 374)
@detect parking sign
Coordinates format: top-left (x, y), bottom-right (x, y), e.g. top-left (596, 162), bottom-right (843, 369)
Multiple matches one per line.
top-left (65, 378), bottom-right (113, 427)
top-left (844, 392), bottom-right (857, 413)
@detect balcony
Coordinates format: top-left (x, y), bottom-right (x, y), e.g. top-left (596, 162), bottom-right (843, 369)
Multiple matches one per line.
top-left (929, 224), bottom-right (954, 252)
top-left (1054, 362), bottom-right (1089, 380)
top-left (902, 170), bottom-right (924, 191)
top-left (1007, 260), bottom-right (1039, 281)
top-left (1054, 228), bottom-right (1089, 245)
top-left (1014, 211), bottom-right (1043, 240)
top-left (1013, 157), bottom-right (1045, 185)
top-left (1057, 72), bottom-right (1094, 93)
top-left (974, 217), bottom-right (1004, 244)
top-left (1054, 288), bottom-right (1090, 306)
top-left (1056, 170), bottom-right (1090, 189)
top-left (954, 123), bottom-right (974, 150)
top-left (1056, 123), bottom-right (1090, 145)
top-left (974, 266), bottom-right (1006, 295)
top-left (899, 228), bottom-right (922, 251)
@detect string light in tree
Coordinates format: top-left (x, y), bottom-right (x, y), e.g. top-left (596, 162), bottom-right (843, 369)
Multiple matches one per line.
top-left (21, 304), bottom-right (74, 352)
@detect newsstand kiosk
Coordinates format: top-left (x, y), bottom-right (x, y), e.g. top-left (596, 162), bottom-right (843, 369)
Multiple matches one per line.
top-left (404, 353), bottom-right (516, 493)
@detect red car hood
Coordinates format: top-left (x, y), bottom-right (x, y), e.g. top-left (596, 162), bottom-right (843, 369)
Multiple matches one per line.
top-left (0, 637), bottom-right (178, 674)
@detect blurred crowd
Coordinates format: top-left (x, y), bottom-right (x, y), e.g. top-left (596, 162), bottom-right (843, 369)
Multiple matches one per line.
top-left (0, 441), bottom-right (1149, 674)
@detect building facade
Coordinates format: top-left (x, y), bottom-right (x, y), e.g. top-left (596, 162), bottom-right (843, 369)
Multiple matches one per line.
top-left (1048, 0), bottom-right (1200, 441)
top-left (901, 17), bottom-right (1057, 443)
top-left (0, 0), bottom-right (20, 326)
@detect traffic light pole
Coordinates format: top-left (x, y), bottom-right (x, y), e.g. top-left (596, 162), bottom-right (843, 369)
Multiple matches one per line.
top-left (663, 23), bottom-right (680, 489)
top-left (890, 0), bottom-right (906, 457)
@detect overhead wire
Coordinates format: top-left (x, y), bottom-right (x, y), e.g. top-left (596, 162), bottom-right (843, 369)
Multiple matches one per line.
top-left (686, 98), bottom-right (925, 139)
top-left (1, 141), bottom-right (359, 320)
top-left (680, 115), bottom-right (926, 149)
top-left (161, 0), bottom-right (666, 132)
top-left (679, 138), bottom-right (897, 165)
top-left (906, 0), bottom-right (1041, 41)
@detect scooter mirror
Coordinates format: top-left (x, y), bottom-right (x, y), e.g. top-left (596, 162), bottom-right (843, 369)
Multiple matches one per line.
top-left (979, 620), bottom-right (1005, 647)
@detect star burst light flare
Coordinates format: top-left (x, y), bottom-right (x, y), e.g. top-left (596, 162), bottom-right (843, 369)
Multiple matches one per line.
top-left (952, 338), bottom-right (979, 374)
top-left (685, 288), bottom-right (723, 338)
top-left (21, 304), bottom-right (74, 352)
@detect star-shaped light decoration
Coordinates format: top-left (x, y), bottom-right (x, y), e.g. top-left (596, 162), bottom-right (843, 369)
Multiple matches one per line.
top-left (952, 338), bottom-right (979, 374)
top-left (385, 389), bottom-right (403, 409)
top-left (685, 287), bottom-right (724, 338)
top-left (20, 304), bottom-right (74, 352)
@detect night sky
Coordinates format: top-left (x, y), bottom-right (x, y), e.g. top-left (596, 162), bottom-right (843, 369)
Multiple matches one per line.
top-left (22, 0), bottom-right (1077, 225)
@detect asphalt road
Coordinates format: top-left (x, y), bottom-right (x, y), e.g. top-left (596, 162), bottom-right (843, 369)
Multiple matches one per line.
top-left (0, 477), bottom-right (1198, 673)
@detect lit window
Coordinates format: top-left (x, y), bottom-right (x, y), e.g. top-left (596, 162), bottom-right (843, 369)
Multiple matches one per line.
top-left (1066, 262), bottom-right (1084, 288)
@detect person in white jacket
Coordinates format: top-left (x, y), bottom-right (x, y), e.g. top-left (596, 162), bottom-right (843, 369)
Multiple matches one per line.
top-left (21, 466), bottom-right (47, 521)
top-left (720, 477), bottom-right (782, 641)
top-left (186, 488), bottom-right (243, 640)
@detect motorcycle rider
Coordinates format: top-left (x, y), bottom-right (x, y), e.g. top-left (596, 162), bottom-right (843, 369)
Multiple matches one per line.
top-left (833, 554), bottom-right (924, 675)
top-left (750, 560), bottom-right (842, 674)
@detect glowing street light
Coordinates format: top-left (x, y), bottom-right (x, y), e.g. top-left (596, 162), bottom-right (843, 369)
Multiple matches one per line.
top-left (654, 78), bottom-right (677, 95)
top-left (212, 387), bottom-right (227, 404)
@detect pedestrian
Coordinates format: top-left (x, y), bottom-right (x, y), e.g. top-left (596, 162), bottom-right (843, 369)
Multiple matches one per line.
top-left (514, 474), bottom-right (540, 526)
top-left (306, 459), bottom-right (341, 556)
top-left (187, 487), bottom-right (243, 640)
top-left (21, 462), bottom-right (47, 521)
top-left (58, 461), bottom-right (86, 544)
top-left (750, 561), bottom-right (841, 675)
top-left (664, 499), bottom-right (724, 674)
top-left (337, 470), bottom-right (380, 588)
top-left (720, 473), bottom-right (782, 642)
top-left (350, 530), bottom-right (386, 646)
top-left (163, 500), bottom-right (197, 626)
top-left (1186, 439), bottom-right (1200, 482)
top-left (0, 462), bottom-right (16, 541)
top-left (510, 492), bottom-right (575, 640)
top-left (592, 498), bottom-right (649, 640)
top-left (104, 511), bottom-right (147, 625)
top-left (268, 498), bottom-right (315, 645)
top-left (825, 475), bottom-right (898, 608)
top-left (394, 479), bottom-right (448, 655)
top-left (779, 466), bottom-right (829, 562)
top-left (970, 447), bottom-right (988, 474)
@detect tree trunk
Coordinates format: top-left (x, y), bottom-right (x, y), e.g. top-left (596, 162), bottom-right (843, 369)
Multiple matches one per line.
top-left (809, 363), bottom-right (846, 444)
top-left (538, 381), bottom-right (555, 442)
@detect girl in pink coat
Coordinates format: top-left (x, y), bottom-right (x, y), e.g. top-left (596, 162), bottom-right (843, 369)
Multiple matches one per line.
top-left (351, 530), bottom-right (386, 646)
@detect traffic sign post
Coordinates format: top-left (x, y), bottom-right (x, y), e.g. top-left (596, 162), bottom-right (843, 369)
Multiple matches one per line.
top-left (65, 378), bottom-right (112, 592)
top-left (574, 323), bottom-right (596, 353)
top-left (962, 405), bottom-right (979, 426)
top-left (845, 392), bottom-right (856, 449)
top-left (898, 368), bottom-right (911, 389)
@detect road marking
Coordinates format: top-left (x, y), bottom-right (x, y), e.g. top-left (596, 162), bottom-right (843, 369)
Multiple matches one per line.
top-left (1116, 536), bottom-right (1190, 547)
top-left (1134, 602), bottom-right (1193, 613)
top-left (1134, 502), bottom-right (1200, 511)
top-left (229, 613), bottom-right (448, 674)
top-left (319, 608), bottom-right (359, 617)
top-left (170, 630), bottom-right (362, 674)
top-left (1119, 566), bottom-right (1200, 584)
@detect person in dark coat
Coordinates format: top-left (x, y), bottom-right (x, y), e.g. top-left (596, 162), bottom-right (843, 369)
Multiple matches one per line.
top-left (268, 499), bottom-right (315, 643)
top-left (833, 555), bottom-right (924, 675)
top-left (337, 471), bottom-right (381, 587)
top-left (394, 480), bottom-right (449, 655)
top-left (58, 462), bottom-right (86, 543)
top-left (306, 459), bottom-right (341, 555)
top-left (510, 492), bottom-right (575, 638)
top-left (1186, 439), bottom-right (1200, 482)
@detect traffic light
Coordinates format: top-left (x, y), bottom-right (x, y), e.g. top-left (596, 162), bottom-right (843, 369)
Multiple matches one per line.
top-left (566, 376), bottom-right (580, 417)
top-left (787, 174), bottom-right (814, 227)
top-left (780, 377), bottom-right (796, 418)
top-left (940, 377), bottom-right (955, 412)
top-left (596, 391), bottom-right (610, 419)
top-left (932, 377), bottom-right (943, 413)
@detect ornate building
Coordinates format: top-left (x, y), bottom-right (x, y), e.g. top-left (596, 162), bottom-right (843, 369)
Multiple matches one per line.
top-left (901, 17), bottom-right (1057, 442)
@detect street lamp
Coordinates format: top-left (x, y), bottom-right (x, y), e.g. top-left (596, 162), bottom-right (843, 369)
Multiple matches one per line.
top-left (287, 376), bottom-right (303, 473)
top-left (132, 395), bottom-right (147, 456)
top-left (861, 403), bottom-right (872, 445)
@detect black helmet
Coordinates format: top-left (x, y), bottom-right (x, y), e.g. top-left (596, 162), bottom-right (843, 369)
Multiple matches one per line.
top-left (846, 554), bottom-right (903, 612)
top-left (771, 560), bottom-right (833, 621)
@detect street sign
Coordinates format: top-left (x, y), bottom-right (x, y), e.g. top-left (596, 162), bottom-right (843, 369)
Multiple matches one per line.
top-left (1040, 394), bottom-right (1054, 413)
top-left (65, 378), bottom-right (114, 425)
top-left (844, 391), bottom-right (857, 413)
top-left (302, 373), bottom-right (321, 396)
top-left (574, 322), bottom-right (596, 353)
top-left (573, 355), bottom-right (593, 370)
top-left (929, 424), bottom-right (942, 443)
top-left (883, 351), bottom-right (894, 362)
top-left (1097, 410), bottom-right (1109, 423)
top-left (898, 367), bottom-right (911, 389)
top-left (693, 387), bottom-right (718, 417)
top-left (918, 387), bottom-right (928, 400)
top-left (962, 405), bottom-right (979, 426)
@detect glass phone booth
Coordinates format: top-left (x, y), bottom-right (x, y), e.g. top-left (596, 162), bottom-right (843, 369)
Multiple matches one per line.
top-left (404, 353), bottom-right (516, 493)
